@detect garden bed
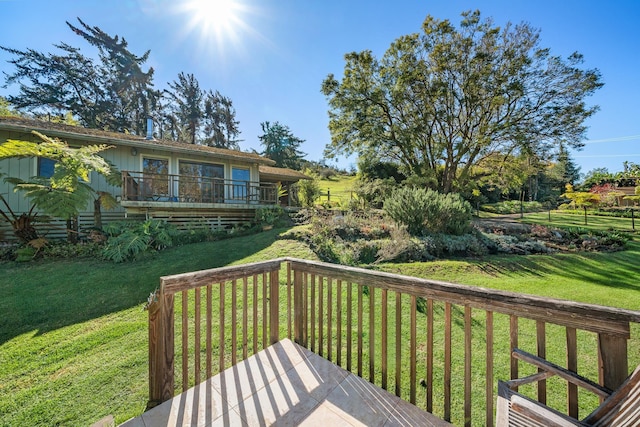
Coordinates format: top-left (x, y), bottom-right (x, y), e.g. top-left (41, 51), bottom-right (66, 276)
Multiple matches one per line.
top-left (282, 210), bottom-right (630, 265)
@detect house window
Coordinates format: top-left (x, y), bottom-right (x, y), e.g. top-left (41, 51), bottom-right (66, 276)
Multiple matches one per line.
top-left (232, 167), bottom-right (251, 199)
top-left (37, 158), bottom-right (56, 178)
top-left (142, 157), bottom-right (169, 198)
top-left (179, 161), bottom-right (224, 203)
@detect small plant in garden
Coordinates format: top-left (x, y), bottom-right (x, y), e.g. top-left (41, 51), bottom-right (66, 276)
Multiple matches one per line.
top-left (15, 246), bottom-right (36, 262)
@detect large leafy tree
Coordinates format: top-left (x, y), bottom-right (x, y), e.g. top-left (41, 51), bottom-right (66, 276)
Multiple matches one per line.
top-left (321, 10), bottom-right (603, 193)
top-left (0, 96), bottom-right (19, 117)
top-left (1, 18), bottom-right (159, 134)
top-left (0, 132), bottom-right (120, 243)
top-left (258, 121), bottom-right (306, 169)
top-left (581, 167), bottom-right (615, 190)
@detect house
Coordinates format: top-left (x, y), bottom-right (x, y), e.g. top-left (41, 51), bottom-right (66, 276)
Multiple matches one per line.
top-left (258, 165), bottom-right (310, 207)
top-left (614, 186), bottom-right (638, 207)
top-left (0, 116), bottom-right (307, 241)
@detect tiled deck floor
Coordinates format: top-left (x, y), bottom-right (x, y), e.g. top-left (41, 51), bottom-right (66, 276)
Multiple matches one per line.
top-left (121, 338), bottom-right (451, 426)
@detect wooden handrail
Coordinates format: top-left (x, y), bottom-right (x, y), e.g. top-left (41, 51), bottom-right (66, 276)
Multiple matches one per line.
top-left (286, 258), bottom-right (640, 336)
top-left (147, 257), bottom-right (640, 426)
top-left (122, 170), bottom-right (278, 204)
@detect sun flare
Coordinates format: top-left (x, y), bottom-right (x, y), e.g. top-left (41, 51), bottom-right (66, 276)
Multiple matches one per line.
top-left (186, 0), bottom-right (241, 36)
top-left (176, 0), bottom-right (256, 57)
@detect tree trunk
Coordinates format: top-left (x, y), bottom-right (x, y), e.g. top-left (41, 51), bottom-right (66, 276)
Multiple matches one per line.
top-left (12, 213), bottom-right (39, 243)
top-left (94, 198), bottom-right (103, 229)
top-left (67, 216), bottom-right (79, 244)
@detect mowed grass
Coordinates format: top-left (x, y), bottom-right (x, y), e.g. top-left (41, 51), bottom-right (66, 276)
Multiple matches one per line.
top-left (1, 214), bottom-right (640, 425)
top-left (522, 210), bottom-right (640, 232)
top-left (315, 174), bottom-right (358, 206)
top-left (0, 229), bottom-right (317, 426)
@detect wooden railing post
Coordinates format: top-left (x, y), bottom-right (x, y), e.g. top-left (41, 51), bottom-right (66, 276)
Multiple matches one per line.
top-left (147, 288), bottom-right (175, 409)
top-left (293, 266), bottom-right (304, 346)
top-left (270, 268), bottom-right (280, 344)
top-left (598, 332), bottom-right (629, 392)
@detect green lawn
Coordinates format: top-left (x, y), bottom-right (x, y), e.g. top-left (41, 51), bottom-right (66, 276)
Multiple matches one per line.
top-left (0, 230), bottom-right (317, 426)
top-left (1, 217), bottom-right (639, 425)
top-left (522, 210), bottom-right (639, 233)
top-left (315, 174), bottom-right (358, 206)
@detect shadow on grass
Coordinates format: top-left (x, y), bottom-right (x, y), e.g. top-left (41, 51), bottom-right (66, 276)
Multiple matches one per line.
top-left (0, 228), bottom-right (285, 345)
top-left (468, 241), bottom-right (640, 299)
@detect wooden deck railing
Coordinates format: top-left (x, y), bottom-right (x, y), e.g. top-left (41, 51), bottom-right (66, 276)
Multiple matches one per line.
top-left (147, 258), bottom-right (640, 426)
top-left (122, 171), bottom-right (278, 205)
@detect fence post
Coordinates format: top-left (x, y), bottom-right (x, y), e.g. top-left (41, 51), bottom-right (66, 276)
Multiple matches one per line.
top-left (147, 288), bottom-right (175, 409)
top-left (270, 267), bottom-right (280, 344)
top-left (293, 266), bottom-right (304, 346)
top-left (597, 332), bottom-right (629, 393)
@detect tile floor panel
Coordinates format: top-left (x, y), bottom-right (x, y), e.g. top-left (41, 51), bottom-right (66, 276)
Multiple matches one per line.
top-left (120, 339), bottom-right (451, 427)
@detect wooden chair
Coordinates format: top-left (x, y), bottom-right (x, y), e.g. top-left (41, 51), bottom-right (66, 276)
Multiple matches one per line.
top-left (496, 348), bottom-right (640, 426)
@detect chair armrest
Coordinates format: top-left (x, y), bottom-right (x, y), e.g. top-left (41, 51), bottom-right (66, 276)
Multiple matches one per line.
top-left (511, 348), bottom-right (612, 399)
top-left (505, 370), bottom-right (555, 389)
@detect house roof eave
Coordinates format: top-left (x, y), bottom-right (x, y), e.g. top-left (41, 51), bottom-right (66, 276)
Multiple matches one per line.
top-left (0, 117), bottom-right (275, 166)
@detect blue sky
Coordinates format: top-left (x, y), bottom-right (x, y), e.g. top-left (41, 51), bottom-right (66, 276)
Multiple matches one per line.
top-left (1, 0), bottom-right (639, 177)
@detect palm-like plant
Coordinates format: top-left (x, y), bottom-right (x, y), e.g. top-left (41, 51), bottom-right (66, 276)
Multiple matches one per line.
top-left (0, 131), bottom-right (120, 243)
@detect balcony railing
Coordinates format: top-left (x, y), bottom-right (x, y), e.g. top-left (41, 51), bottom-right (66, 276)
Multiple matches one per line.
top-left (122, 171), bottom-right (278, 205)
top-left (147, 258), bottom-right (640, 426)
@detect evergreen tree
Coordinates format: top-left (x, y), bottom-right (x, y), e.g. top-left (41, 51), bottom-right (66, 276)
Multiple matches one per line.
top-left (1, 18), bottom-right (159, 134)
top-left (556, 145), bottom-right (581, 186)
top-left (259, 121), bottom-right (306, 169)
top-left (202, 90), bottom-right (241, 149)
top-left (165, 72), bottom-right (203, 144)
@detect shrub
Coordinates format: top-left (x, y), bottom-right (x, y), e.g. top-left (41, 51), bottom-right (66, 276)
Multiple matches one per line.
top-left (481, 200), bottom-right (545, 214)
top-left (481, 233), bottom-right (551, 255)
top-left (41, 242), bottom-right (103, 259)
top-left (255, 206), bottom-right (285, 226)
top-left (303, 210), bottom-right (394, 265)
top-left (353, 178), bottom-right (395, 209)
top-left (295, 178), bottom-right (321, 207)
top-left (383, 187), bottom-right (472, 235)
top-left (102, 219), bottom-right (178, 262)
top-left (376, 228), bottom-right (427, 262)
top-left (424, 233), bottom-right (488, 257)
top-left (0, 245), bottom-right (16, 261)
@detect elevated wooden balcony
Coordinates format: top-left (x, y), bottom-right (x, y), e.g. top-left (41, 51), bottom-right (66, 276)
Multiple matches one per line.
top-left (133, 258), bottom-right (640, 426)
top-left (121, 171), bottom-right (278, 210)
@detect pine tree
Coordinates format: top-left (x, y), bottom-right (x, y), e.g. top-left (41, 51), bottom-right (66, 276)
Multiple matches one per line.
top-left (259, 121), bottom-right (306, 169)
top-left (1, 18), bottom-right (159, 134)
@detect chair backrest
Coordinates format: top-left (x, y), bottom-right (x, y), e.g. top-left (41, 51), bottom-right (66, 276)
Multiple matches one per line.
top-left (497, 364), bottom-right (640, 426)
top-left (584, 364), bottom-right (640, 426)
top-left (497, 381), bottom-right (583, 427)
